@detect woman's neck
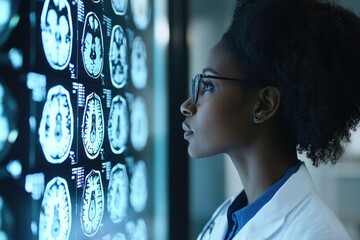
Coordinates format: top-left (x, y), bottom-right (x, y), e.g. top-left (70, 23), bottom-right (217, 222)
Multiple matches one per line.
top-left (228, 134), bottom-right (298, 204)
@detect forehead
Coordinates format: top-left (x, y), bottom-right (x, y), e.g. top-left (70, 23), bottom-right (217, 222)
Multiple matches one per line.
top-left (205, 41), bottom-right (243, 77)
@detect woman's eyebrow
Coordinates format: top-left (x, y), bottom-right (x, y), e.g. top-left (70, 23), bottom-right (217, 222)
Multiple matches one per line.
top-left (202, 67), bottom-right (219, 75)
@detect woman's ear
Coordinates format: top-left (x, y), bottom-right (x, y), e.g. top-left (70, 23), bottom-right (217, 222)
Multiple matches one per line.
top-left (253, 87), bottom-right (280, 123)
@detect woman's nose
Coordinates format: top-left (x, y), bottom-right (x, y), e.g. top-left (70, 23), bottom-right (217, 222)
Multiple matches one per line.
top-left (180, 97), bottom-right (196, 117)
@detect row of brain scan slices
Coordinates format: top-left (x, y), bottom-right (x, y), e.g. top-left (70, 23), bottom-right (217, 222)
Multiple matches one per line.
top-left (41, 0), bottom-right (149, 89)
top-left (38, 85), bottom-right (148, 164)
top-left (39, 161), bottom-right (148, 239)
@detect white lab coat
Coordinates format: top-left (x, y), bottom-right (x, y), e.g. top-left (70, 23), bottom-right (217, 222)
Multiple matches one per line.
top-left (197, 164), bottom-right (352, 240)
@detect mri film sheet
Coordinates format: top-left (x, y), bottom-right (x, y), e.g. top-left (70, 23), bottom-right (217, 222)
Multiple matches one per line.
top-left (38, 85), bottom-right (74, 164)
top-left (39, 176), bottom-right (72, 240)
top-left (0, 0), bottom-right (159, 237)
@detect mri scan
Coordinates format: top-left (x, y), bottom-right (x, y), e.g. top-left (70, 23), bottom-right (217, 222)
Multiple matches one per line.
top-left (131, 0), bottom-right (151, 30)
top-left (38, 85), bottom-right (74, 164)
top-left (39, 177), bottom-right (72, 240)
top-left (0, 80), bottom-right (18, 162)
top-left (130, 160), bottom-right (147, 213)
top-left (107, 163), bottom-right (129, 223)
top-left (109, 25), bottom-right (128, 89)
top-left (128, 219), bottom-right (147, 240)
top-left (130, 96), bottom-right (148, 151)
top-left (131, 36), bottom-right (148, 89)
top-left (41, 0), bottom-right (73, 70)
top-left (81, 169), bottom-right (104, 237)
top-left (108, 95), bottom-right (129, 154)
top-left (112, 0), bottom-right (128, 15)
top-left (81, 12), bottom-right (104, 79)
top-left (81, 92), bottom-right (104, 159)
top-left (113, 233), bottom-right (126, 240)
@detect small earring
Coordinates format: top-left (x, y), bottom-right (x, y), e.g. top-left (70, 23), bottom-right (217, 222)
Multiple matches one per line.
top-left (253, 115), bottom-right (260, 123)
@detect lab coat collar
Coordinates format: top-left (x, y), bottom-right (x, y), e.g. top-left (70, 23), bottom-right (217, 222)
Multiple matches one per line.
top-left (233, 164), bottom-right (313, 239)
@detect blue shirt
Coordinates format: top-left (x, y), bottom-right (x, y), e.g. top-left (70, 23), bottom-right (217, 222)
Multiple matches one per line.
top-left (224, 161), bottom-right (302, 240)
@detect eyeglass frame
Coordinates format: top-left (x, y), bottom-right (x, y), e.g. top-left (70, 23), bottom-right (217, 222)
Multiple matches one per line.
top-left (191, 73), bottom-right (266, 104)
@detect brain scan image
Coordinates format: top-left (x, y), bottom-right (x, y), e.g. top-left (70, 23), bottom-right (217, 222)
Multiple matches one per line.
top-left (81, 170), bottom-right (104, 237)
top-left (38, 85), bottom-right (74, 164)
top-left (111, 0), bottom-right (128, 15)
top-left (108, 95), bottom-right (129, 154)
top-left (130, 219), bottom-right (148, 240)
top-left (39, 177), bottom-right (72, 240)
top-left (130, 160), bottom-right (147, 213)
top-left (131, 36), bottom-right (147, 89)
top-left (109, 25), bottom-right (128, 89)
top-left (0, 195), bottom-right (14, 239)
top-left (81, 12), bottom-right (104, 79)
top-left (107, 163), bottom-right (129, 223)
top-left (41, 0), bottom-right (73, 70)
top-left (81, 92), bottom-right (104, 159)
top-left (131, 0), bottom-right (151, 30)
top-left (113, 233), bottom-right (126, 240)
top-left (0, 80), bottom-right (18, 162)
top-left (130, 96), bottom-right (148, 151)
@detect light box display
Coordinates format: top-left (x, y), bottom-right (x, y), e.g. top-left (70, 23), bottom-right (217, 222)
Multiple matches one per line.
top-left (0, 0), bottom-right (158, 239)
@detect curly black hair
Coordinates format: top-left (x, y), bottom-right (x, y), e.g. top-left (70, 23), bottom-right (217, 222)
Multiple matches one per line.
top-left (222, 0), bottom-right (360, 166)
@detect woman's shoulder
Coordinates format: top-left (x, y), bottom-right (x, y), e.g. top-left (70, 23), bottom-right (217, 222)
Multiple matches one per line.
top-left (281, 188), bottom-right (351, 239)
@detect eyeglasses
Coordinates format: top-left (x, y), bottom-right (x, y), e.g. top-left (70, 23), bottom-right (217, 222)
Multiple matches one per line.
top-left (191, 74), bottom-right (264, 104)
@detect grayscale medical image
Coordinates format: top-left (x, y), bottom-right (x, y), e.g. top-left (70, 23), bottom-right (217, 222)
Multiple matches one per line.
top-left (82, 92), bottom-right (104, 159)
top-left (39, 177), bottom-right (72, 240)
top-left (130, 160), bottom-right (147, 213)
top-left (81, 169), bottom-right (104, 237)
top-left (107, 163), bottom-right (129, 223)
top-left (131, 0), bottom-right (151, 30)
top-left (108, 95), bottom-right (129, 154)
top-left (0, 0), bottom-right (160, 237)
top-left (131, 36), bottom-right (148, 89)
top-left (112, 0), bottom-right (128, 15)
top-left (109, 25), bottom-right (128, 89)
top-left (81, 12), bottom-right (104, 79)
top-left (38, 85), bottom-right (74, 164)
top-left (130, 96), bottom-right (148, 151)
top-left (127, 218), bottom-right (148, 240)
top-left (41, 0), bottom-right (73, 70)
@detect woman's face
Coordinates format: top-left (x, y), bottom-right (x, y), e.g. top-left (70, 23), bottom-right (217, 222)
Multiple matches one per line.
top-left (180, 41), bottom-right (259, 158)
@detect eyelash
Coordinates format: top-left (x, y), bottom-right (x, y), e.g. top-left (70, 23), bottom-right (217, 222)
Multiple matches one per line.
top-left (200, 80), bottom-right (214, 94)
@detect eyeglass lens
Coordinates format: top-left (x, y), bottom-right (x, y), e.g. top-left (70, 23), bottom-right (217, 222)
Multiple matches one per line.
top-left (191, 74), bottom-right (200, 104)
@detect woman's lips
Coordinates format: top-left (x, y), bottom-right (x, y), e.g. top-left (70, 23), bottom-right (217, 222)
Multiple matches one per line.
top-left (182, 122), bottom-right (193, 139)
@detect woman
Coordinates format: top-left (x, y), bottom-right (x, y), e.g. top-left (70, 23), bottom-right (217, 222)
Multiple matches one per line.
top-left (180, 0), bottom-right (360, 239)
